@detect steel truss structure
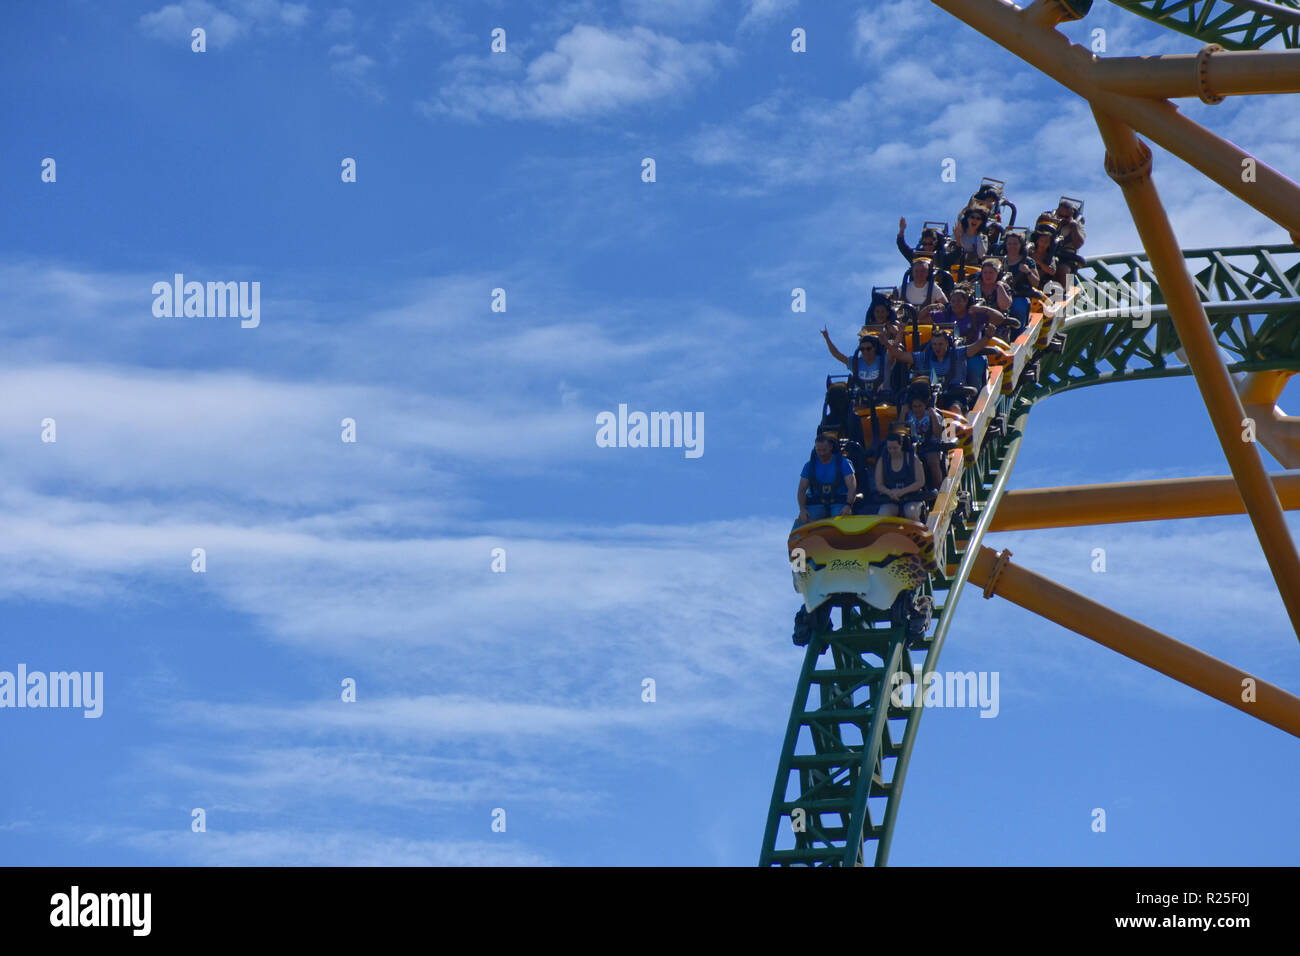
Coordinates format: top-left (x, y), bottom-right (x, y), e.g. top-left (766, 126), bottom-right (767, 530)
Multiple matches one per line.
top-left (761, 0), bottom-right (1300, 866)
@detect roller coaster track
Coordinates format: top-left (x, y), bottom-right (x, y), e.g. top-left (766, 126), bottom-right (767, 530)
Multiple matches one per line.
top-left (1040, 244), bottom-right (1300, 394)
top-left (1106, 0), bottom-right (1300, 49)
top-left (759, 243), bottom-right (1300, 866)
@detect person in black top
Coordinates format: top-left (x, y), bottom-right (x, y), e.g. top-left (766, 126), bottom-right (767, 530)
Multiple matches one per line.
top-left (1030, 230), bottom-right (1060, 292)
top-left (874, 430), bottom-right (927, 521)
top-left (1001, 231), bottom-right (1039, 326)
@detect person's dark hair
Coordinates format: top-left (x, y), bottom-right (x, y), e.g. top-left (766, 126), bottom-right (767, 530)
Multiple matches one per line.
top-left (886, 427), bottom-right (913, 453)
top-left (920, 227), bottom-right (940, 243)
top-left (951, 282), bottom-right (975, 300)
top-left (867, 291), bottom-right (894, 324)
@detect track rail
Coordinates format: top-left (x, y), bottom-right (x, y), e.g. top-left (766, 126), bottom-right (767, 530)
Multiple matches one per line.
top-left (1106, 0), bottom-right (1300, 49)
top-left (1034, 244), bottom-right (1300, 397)
top-left (760, 242), bottom-right (1300, 866)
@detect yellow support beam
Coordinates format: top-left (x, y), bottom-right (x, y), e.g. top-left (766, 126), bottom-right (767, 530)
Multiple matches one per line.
top-left (990, 473), bottom-right (1300, 530)
top-left (929, 0), bottom-right (1300, 638)
top-left (969, 547), bottom-right (1300, 738)
top-left (1092, 49), bottom-right (1300, 99)
top-left (1236, 370), bottom-right (1300, 468)
top-left (930, 0), bottom-right (1300, 242)
top-left (1091, 108), bottom-right (1300, 641)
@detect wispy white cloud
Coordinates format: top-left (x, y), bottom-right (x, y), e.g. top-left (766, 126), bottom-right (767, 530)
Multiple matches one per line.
top-left (0, 262), bottom-right (747, 398)
top-left (139, 1), bottom-right (242, 47)
top-left (0, 363), bottom-right (568, 507)
top-left (143, 746), bottom-right (592, 815)
top-left (322, 7), bottom-right (354, 35)
top-left (0, 493), bottom-right (797, 692)
top-left (851, 0), bottom-right (925, 60)
top-left (424, 24), bottom-right (735, 122)
top-left (328, 42), bottom-right (383, 100)
top-left (623, 0), bottom-right (718, 26)
top-left (139, 0), bottom-right (308, 48)
top-left (173, 695), bottom-right (730, 743)
top-left (397, 1), bottom-right (476, 48)
top-left (231, 0), bottom-right (308, 27)
top-left (739, 0), bottom-right (797, 31)
top-left (93, 826), bottom-right (552, 866)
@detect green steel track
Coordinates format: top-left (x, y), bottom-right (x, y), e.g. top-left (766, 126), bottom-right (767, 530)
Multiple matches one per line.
top-left (1106, 0), bottom-right (1300, 49)
top-left (760, 243), bottom-right (1300, 866)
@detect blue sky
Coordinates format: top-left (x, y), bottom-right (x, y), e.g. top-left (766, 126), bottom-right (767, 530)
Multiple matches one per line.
top-left (2, 0), bottom-right (1298, 866)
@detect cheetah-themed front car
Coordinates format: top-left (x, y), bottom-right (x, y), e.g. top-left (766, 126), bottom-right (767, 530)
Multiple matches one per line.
top-left (788, 515), bottom-right (938, 612)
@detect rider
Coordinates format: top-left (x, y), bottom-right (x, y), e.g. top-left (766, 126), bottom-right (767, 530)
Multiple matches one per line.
top-left (889, 320), bottom-right (995, 410)
top-left (822, 294), bottom-right (901, 396)
top-left (796, 433), bottom-right (857, 527)
top-left (874, 429), bottom-right (928, 521)
top-left (973, 258), bottom-right (1014, 323)
top-left (964, 184), bottom-right (1004, 248)
top-left (1001, 231), bottom-right (1039, 325)
top-left (903, 386), bottom-right (948, 490)
top-left (1049, 199), bottom-right (1086, 286)
top-left (954, 206), bottom-right (990, 269)
top-left (921, 283), bottom-right (1007, 349)
top-left (1030, 229), bottom-right (1060, 292)
top-left (901, 256), bottom-right (948, 313)
top-left (930, 285), bottom-right (1003, 392)
top-left (896, 219), bottom-right (956, 293)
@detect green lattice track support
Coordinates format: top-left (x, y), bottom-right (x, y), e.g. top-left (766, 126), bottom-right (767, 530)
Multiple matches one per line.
top-left (1035, 244), bottom-right (1300, 398)
top-left (760, 242), bottom-right (1300, 867)
top-left (1106, 0), bottom-right (1300, 49)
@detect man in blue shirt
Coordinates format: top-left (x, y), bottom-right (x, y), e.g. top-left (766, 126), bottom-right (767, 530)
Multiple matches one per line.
top-left (796, 434), bottom-right (857, 527)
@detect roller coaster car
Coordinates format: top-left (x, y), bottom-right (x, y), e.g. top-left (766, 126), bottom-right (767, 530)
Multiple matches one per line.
top-left (1035, 196), bottom-right (1085, 239)
top-left (915, 221), bottom-right (957, 260)
top-left (789, 515), bottom-right (937, 614)
top-left (981, 335), bottom-right (1016, 364)
top-left (920, 220), bottom-right (949, 241)
top-left (937, 407), bottom-right (974, 455)
top-left (892, 590), bottom-right (934, 647)
top-left (856, 401), bottom-right (901, 448)
top-left (870, 285), bottom-right (905, 322)
top-left (966, 179), bottom-right (1002, 222)
top-left (948, 262), bottom-right (983, 285)
top-left (968, 177), bottom-right (1018, 245)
